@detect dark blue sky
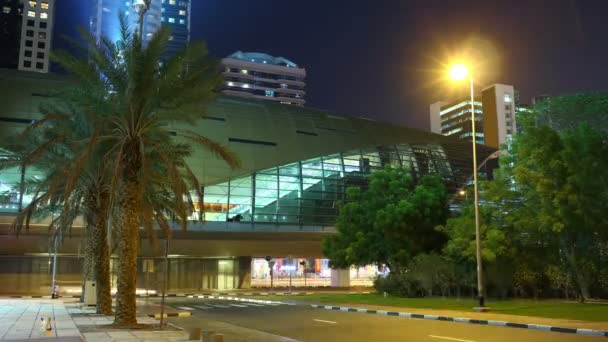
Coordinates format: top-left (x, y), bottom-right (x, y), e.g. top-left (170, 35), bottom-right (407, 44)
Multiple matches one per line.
top-left (54, 0), bottom-right (608, 130)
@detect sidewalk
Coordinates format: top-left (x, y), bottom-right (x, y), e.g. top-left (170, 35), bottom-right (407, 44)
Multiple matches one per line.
top-left (0, 298), bottom-right (81, 340)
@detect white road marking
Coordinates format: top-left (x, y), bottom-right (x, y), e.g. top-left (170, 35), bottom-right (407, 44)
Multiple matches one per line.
top-left (243, 303), bottom-right (265, 307)
top-left (177, 306), bottom-right (194, 311)
top-left (313, 319), bottom-right (338, 324)
top-left (229, 304), bottom-right (249, 308)
top-left (208, 304), bottom-right (231, 308)
top-left (429, 335), bottom-right (476, 342)
top-left (194, 305), bottom-right (212, 310)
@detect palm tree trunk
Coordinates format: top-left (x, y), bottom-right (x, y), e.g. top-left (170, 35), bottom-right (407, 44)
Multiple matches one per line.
top-left (114, 153), bottom-right (143, 327)
top-left (81, 228), bottom-right (94, 302)
top-left (92, 188), bottom-right (112, 315)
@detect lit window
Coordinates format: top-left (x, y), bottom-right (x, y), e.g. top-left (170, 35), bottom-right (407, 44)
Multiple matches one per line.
top-left (179, 9), bottom-right (186, 15)
top-left (168, 17), bottom-right (175, 23)
top-left (161, 8), bottom-right (165, 12)
top-left (241, 69), bottom-right (248, 74)
top-left (161, 16), bottom-right (165, 21)
top-left (242, 84), bottom-right (250, 89)
top-left (2, 6), bottom-right (10, 14)
top-left (41, 2), bottom-right (48, 9)
top-left (125, 10), bottom-right (129, 15)
top-left (280, 83), bottom-right (287, 88)
top-left (227, 82), bottom-right (234, 86)
top-left (28, 1), bottom-right (36, 7)
top-left (169, 0), bottom-right (175, 4)
top-left (265, 90), bottom-right (274, 97)
top-left (27, 10), bottom-right (36, 17)
top-left (179, 19), bottom-right (185, 24)
top-left (40, 12), bottom-right (47, 19)
top-left (504, 94), bottom-right (512, 103)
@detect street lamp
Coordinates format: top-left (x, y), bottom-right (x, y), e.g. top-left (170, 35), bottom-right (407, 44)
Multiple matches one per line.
top-left (449, 63), bottom-right (485, 309)
top-left (132, 0), bottom-right (151, 41)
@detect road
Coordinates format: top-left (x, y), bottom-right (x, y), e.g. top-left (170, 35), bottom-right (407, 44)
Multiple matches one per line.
top-left (162, 297), bottom-right (605, 342)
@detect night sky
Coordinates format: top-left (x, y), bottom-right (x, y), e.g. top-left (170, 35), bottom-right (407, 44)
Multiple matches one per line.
top-left (53, 0), bottom-right (608, 130)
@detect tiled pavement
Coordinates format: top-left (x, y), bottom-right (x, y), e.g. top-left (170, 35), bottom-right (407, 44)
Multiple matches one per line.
top-left (0, 299), bottom-right (191, 341)
top-left (0, 299), bottom-right (81, 340)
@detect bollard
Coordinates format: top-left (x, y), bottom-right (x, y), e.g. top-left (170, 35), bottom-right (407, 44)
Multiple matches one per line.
top-left (213, 333), bottom-right (224, 342)
top-left (201, 331), bottom-right (216, 342)
top-left (187, 327), bottom-right (201, 340)
top-left (45, 316), bottom-right (53, 331)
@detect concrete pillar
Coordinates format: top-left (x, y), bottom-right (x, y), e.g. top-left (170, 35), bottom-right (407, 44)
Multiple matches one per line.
top-left (237, 256), bottom-right (252, 289)
top-left (330, 268), bottom-right (350, 288)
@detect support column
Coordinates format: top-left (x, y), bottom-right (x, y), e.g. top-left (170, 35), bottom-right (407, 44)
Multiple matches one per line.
top-left (330, 268), bottom-right (350, 288)
top-left (237, 256), bottom-right (252, 289)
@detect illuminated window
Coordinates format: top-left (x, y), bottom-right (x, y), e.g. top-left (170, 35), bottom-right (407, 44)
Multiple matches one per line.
top-left (179, 19), bottom-right (185, 24)
top-left (27, 10), bottom-right (35, 17)
top-left (41, 2), bottom-right (48, 9)
top-left (40, 12), bottom-right (47, 19)
top-left (241, 69), bottom-right (248, 74)
top-left (169, 0), bottom-right (175, 4)
top-left (161, 16), bottom-right (165, 21)
top-left (2, 6), bottom-right (10, 14)
top-left (242, 84), bottom-right (250, 89)
top-left (265, 90), bottom-right (274, 97)
top-left (28, 1), bottom-right (36, 7)
top-left (168, 17), bottom-right (175, 23)
top-left (227, 82), bottom-right (234, 86)
top-left (179, 9), bottom-right (186, 15)
top-left (504, 94), bottom-right (512, 103)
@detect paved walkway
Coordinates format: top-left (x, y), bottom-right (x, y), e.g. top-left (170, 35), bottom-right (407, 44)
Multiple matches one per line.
top-left (0, 298), bottom-right (81, 340)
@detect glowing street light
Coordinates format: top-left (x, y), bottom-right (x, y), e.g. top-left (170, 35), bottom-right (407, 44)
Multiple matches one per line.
top-left (449, 63), bottom-right (485, 309)
top-left (449, 64), bottom-right (469, 81)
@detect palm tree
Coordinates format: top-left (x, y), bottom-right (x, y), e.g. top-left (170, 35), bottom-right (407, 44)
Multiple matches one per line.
top-left (48, 19), bottom-right (240, 326)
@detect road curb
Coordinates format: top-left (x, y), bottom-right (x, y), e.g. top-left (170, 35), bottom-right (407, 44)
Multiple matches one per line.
top-left (311, 304), bottom-right (608, 337)
top-left (148, 311), bottom-right (192, 319)
top-left (187, 294), bottom-right (292, 306)
top-left (134, 291), bottom-right (372, 298)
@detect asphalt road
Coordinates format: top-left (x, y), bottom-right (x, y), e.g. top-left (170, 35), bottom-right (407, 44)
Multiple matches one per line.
top-left (163, 297), bottom-right (605, 342)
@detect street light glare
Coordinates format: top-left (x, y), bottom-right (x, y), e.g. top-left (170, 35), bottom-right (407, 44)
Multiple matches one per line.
top-left (449, 64), bottom-right (469, 81)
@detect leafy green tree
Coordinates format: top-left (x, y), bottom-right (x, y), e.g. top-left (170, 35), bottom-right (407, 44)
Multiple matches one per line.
top-left (323, 167), bottom-right (449, 273)
top-left (511, 122), bottom-right (608, 299)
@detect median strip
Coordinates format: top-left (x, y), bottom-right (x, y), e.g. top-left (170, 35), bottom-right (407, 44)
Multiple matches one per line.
top-left (311, 304), bottom-right (608, 337)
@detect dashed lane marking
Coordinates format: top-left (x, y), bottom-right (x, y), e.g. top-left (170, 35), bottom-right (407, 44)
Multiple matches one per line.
top-left (314, 319), bottom-right (338, 324)
top-left (429, 335), bottom-right (476, 342)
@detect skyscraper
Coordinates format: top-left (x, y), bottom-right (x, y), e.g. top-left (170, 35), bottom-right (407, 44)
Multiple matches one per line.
top-left (1, 0), bottom-right (54, 73)
top-left (90, 0), bottom-right (162, 45)
top-left (90, 0), bottom-right (190, 59)
top-left (0, 0), bottom-right (23, 69)
top-left (429, 84), bottom-right (516, 149)
top-left (160, 0), bottom-right (190, 58)
top-left (221, 51), bottom-right (307, 106)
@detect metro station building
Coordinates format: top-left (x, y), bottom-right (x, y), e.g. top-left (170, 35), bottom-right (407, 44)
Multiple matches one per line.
top-left (0, 69), bottom-right (495, 294)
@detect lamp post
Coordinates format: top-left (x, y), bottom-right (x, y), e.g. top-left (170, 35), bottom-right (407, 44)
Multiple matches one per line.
top-left (449, 64), bottom-right (485, 308)
top-left (132, 0), bottom-right (151, 42)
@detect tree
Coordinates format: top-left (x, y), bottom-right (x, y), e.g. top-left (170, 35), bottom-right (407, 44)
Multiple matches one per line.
top-left (50, 22), bottom-right (241, 326)
top-left (511, 122), bottom-right (608, 299)
top-left (323, 167), bottom-right (449, 273)
top-left (2, 18), bottom-right (240, 326)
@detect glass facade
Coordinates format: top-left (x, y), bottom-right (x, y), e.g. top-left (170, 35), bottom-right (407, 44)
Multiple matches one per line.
top-left (198, 143), bottom-right (452, 226)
